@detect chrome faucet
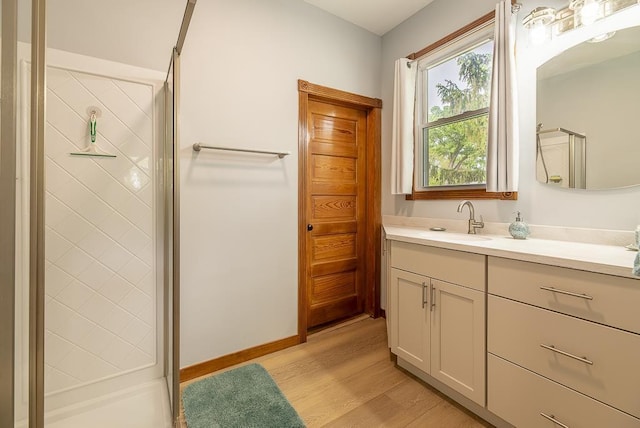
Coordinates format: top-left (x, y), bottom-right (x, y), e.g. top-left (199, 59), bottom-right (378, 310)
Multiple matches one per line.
top-left (457, 200), bottom-right (484, 234)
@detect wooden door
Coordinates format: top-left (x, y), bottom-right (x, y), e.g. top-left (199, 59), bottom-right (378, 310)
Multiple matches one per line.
top-left (304, 99), bottom-right (367, 328)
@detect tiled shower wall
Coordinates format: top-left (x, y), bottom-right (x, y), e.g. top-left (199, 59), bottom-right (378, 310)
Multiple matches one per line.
top-left (42, 66), bottom-right (156, 395)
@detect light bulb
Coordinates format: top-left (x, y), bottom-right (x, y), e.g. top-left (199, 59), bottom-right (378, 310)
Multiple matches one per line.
top-left (530, 20), bottom-right (549, 45)
top-left (580, 0), bottom-right (601, 25)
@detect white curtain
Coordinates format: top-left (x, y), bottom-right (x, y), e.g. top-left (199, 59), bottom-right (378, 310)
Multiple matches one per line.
top-left (391, 58), bottom-right (417, 195)
top-left (487, 0), bottom-right (519, 193)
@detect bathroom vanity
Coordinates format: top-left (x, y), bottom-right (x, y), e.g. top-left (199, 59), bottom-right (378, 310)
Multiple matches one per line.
top-left (384, 219), bottom-right (640, 427)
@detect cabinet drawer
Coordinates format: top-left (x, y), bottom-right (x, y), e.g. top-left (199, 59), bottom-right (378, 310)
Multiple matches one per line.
top-left (390, 241), bottom-right (485, 291)
top-left (488, 257), bottom-right (640, 333)
top-left (489, 295), bottom-right (640, 418)
top-left (488, 354), bottom-right (640, 428)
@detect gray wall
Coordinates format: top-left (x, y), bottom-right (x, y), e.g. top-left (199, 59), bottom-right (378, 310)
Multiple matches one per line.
top-left (178, 0), bottom-right (382, 368)
top-left (21, 0), bottom-right (185, 71)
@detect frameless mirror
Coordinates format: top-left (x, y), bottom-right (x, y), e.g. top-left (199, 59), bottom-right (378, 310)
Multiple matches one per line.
top-left (536, 24), bottom-right (640, 189)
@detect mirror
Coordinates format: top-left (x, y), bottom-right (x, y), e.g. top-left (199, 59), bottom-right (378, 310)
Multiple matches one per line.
top-left (536, 24), bottom-right (640, 189)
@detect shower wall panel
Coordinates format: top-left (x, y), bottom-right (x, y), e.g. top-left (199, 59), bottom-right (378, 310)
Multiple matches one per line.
top-left (41, 65), bottom-right (156, 395)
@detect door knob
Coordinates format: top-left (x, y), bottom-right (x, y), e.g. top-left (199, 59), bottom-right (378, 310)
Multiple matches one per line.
top-left (307, 224), bottom-right (313, 231)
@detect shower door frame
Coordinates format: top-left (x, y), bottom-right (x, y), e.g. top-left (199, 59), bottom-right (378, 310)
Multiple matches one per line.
top-left (0, 0), bottom-right (19, 426)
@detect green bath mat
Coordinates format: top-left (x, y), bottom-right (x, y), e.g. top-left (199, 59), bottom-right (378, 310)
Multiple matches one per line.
top-left (182, 363), bottom-right (305, 428)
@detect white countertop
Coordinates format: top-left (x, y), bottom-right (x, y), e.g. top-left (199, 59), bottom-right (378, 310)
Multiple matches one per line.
top-left (384, 225), bottom-right (640, 280)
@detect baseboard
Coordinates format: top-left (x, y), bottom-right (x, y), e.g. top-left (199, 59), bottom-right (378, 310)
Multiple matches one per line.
top-left (180, 335), bottom-right (300, 382)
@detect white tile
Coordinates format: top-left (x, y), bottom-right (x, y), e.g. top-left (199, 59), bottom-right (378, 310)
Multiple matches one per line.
top-left (56, 347), bottom-right (118, 382)
top-left (98, 275), bottom-right (133, 303)
top-left (56, 280), bottom-right (94, 311)
top-left (46, 89), bottom-right (88, 144)
top-left (99, 335), bottom-right (135, 369)
top-left (52, 211), bottom-right (92, 244)
top-left (46, 300), bottom-right (95, 345)
top-left (122, 166), bottom-right (151, 196)
top-left (45, 365), bottom-right (81, 394)
top-left (119, 258), bottom-right (150, 286)
top-left (119, 139), bottom-right (152, 175)
top-left (76, 293), bottom-right (114, 325)
top-left (45, 261), bottom-right (74, 297)
top-left (101, 305), bottom-right (134, 335)
top-left (99, 240), bottom-right (131, 272)
top-left (77, 229), bottom-right (110, 259)
top-left (45, 193), bottom-right (71, 229)
top-left (137, 330), bottom-right (156, 357)
top-left (45, 158), bottom-right (72, 195)
top-left (46, 137), bottom-right (95, 179)
top-left (138, 299), bottom-right (154, 326)
top-left (46, 123), bottom-right (82, 158)
top-left (55, 247), bottom-right (93, 278)
top-left (54, 178), bottom-right (111, 226)
top-left (73, 74), bottom-right (153, 146)
top-left (119, 227), bottom-right (152, 258)
top-left (114, 200), bottom-right (152, 237)
top-left (98, 211), bottom-right (131, 241)
top-left (45, 331), bottom-right (75, 366)
top-left (140, 240), bottom-right (154, 266)
top-left (138, 182), bottom-right (153, 206)
top-left (120, 317), bottom-right (151, 346)
top-left (77, 324), bottom-right (114, 357)
top-left (113, 79), bottom-right (153, 118)
top-left (45, 228), bottom-right (73, 263)
top-left (120, 348), bottom-right (153, 371)
top-left (76, 260), bottom-right (113, 290)
top-left (136, 272), bottom-right (154, 296)
top-left (119, 288), bottom-right (148, 316)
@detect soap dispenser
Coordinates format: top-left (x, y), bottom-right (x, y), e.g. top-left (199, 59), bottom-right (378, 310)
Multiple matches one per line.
top-left (509, 211), bottom-right (530, 240)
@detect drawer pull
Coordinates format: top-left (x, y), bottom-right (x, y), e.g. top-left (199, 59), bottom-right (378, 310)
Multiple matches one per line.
top-left (422, 282), bottom-right (427, 309)
top-left (540, 412), bottom-right (570, 428)
top-left (430, 286), bottom-right (435, 311)
top-left (540, 286), bottom-right (593, 300)
top-left (540, 344), bottom-right (594, 365)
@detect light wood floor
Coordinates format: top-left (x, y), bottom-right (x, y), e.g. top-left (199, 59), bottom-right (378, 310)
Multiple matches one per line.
top-left (179, 316), bottom-right (492, 427)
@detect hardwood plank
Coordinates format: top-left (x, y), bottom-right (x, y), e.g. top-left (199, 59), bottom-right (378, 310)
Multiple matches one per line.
top-left (179, 317), bottom-right (493, 428)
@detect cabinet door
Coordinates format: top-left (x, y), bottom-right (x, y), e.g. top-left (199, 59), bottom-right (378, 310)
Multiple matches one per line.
top-left (389, 268), bottom-right (430, 372)
top-left (431, 279), bottom-right (485, 405)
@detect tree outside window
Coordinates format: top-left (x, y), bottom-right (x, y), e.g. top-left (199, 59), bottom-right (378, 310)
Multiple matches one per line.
top-left (422, 40), bottom-right (493, 188)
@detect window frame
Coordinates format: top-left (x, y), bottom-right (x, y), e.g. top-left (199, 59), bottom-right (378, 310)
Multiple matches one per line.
top-left (406, 11), bottom-right (517, 201)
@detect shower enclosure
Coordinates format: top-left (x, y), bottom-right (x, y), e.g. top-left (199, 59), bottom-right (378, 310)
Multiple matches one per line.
top-left (0, 1), bottom-right (195, 426)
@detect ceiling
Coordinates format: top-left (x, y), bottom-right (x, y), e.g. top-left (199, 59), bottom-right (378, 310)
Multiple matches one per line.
top-left (303, 0), bottom-right (435, 36)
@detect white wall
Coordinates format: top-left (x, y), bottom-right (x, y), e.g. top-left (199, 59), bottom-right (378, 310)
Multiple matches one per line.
top-left (381, 0), bottom-right (640, 230)
top-left (179, 0), bottom-right (381, 367)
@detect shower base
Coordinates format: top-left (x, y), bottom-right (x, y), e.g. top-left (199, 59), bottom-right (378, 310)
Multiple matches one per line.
top-left (43, 378), bottom-right (172, 428)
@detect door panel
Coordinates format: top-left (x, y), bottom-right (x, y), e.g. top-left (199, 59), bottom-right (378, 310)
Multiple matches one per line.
top-left (306, 100), bottom-right (367, 328)
top-left (431, 279), bottom-right (485, 405)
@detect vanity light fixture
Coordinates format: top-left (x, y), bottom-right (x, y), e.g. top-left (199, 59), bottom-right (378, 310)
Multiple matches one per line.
top-left (570, 0), bottom-right (604, 26)
top-left (522, 6), bottom-right (557, 44)
top-left (522, 0), bottom-right (638, 43)
top-left (587, 30), bottom-right (617, 41)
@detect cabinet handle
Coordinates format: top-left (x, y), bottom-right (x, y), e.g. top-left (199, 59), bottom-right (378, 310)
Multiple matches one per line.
top-left (430, 286), bottom-right (435, 311)
top-left (422, 282), bottom-right (428, 309)
top-left (540, 412), bottom-right (570, 428)
top-left (540, 286), bottom-right (593, 300)
top-left (540, 344), bottom-right (593, 365)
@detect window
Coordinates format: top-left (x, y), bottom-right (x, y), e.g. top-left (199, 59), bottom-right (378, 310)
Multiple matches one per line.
top-left (408, 13), bottom-right (516, 200)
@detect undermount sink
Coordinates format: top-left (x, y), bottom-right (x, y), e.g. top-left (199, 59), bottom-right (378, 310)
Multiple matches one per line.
top-left (416, 231), bottom-right (492, 242)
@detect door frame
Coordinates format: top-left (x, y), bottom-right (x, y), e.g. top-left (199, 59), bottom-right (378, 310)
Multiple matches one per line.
top-left (297, 80), bottom-right (382, 342)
